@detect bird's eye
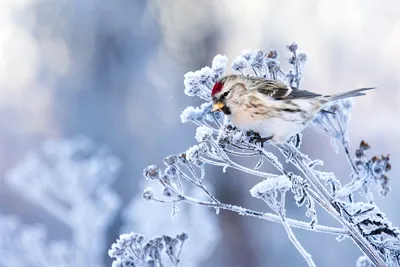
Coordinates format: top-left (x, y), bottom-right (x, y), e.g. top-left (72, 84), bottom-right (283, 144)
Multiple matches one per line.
top-left (223, 91), bottom-right (229, 97)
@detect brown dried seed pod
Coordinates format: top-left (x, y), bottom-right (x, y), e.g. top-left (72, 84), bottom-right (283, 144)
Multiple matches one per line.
top-left (360, 140), bottom-right (371, 150)
top-left (371, 156), bottom-right (380, 163)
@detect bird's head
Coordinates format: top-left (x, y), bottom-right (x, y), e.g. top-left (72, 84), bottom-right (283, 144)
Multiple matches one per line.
top-left (210, 75), bottom-right (239, 114)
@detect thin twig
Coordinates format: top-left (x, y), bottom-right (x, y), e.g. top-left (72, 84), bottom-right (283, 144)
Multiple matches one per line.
top-left (342, 140), bottom-right (359, 176)
top-left (281, 215), bottom-right (316, 267)
top-left (179, 195), bottom-right (348, 235)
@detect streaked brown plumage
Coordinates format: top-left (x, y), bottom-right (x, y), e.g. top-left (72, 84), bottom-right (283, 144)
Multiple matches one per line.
top-left (211, 74), bottom-right (375, 144)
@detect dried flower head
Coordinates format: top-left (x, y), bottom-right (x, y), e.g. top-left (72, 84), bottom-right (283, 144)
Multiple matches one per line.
top-left (143, 165), bottom-right (161, 180)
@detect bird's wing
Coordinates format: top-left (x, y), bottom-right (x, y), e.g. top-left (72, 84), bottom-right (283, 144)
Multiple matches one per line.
top-left (253, 78), bottom-right (322, 100)
top-left (285, 88), bottom-right (322, 99)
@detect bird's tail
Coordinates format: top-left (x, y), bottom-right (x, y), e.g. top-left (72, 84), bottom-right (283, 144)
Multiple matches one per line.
top-left (327, 87), bottom-right (376, 101)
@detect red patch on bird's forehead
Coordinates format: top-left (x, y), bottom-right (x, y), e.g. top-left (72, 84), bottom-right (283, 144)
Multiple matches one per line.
top-left (211, 81), bottom-right (223, 96)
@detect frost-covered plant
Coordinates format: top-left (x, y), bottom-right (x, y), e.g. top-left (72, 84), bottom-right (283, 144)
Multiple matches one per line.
top-left (109, 232), bottom-right (188, 267)
top-left (136, 43), bottom-right (396, 267)
top-left (1, 136), bottom-right (121, 267)
top-left (121, 181), bottom-right (220, 267)
top-left (0, 214), bottom-right (77, 267)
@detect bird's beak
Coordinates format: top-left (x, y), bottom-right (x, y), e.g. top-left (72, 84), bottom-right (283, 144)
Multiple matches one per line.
top-left (211, 102), bottom-right (224, 112)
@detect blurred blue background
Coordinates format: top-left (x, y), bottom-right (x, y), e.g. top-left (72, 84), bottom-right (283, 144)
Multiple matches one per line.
top-left (0, 1), bottom-right (399, 266)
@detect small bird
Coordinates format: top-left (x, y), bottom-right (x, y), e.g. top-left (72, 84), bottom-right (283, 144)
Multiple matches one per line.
top-left (211, 74), bottom-right (375, 145)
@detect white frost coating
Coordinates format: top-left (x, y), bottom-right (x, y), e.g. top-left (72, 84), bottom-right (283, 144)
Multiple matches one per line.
top-left (186, 145), bottom-right (200, 161)
top-left (231, 130), bottom-right (244, 143)
top-left (211, 54), bottom-right (228, 77)
top-left (231, 56), bottom-right (248, 72)
top-left (241, 49), bottom-right (253, 60)
top-left (250, 176), bottom-right (292, 198)
top-left (183, 71), bottom-right (201, 97)
top-left (195, 126), bottom-right (213, 142)
top-left (180, 106), bottom-right (197, 123)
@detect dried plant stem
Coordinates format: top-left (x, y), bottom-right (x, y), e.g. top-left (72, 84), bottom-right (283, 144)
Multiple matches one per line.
top-left (342, 140), bottom-right (359, 175)
top-left (179, 195), bottom-right (348, 236)
top-left (281, 216), bottom-right (316, 267)
top-left (279, 145), bottom-right (386, 267)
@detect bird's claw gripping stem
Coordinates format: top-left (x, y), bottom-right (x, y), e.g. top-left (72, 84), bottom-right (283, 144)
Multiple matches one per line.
top-left (246, 131), bottom-right (273, 148)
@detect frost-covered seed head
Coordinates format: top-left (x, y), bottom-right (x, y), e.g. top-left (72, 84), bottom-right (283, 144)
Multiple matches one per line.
top-left (198, 142), bottom-right (209, 153)
top-left (183, 72), bottom-right (201, 97)
top-left (355, 148), bottom-right (364, 158)
top-left (241, 49), bottom-right (252, 60)
top-left (109, 232), bottom-right (143, 260)
top-left (266, 50), bottom-right (278, 59)
top-left (177, 232), bottom-right (189, 242)
top-left (143, 188), bottom-right (154, 201)
top-left (180, 102), bottom-right (215, 124)
top-left (231, 56), bottom-right (248, 72)
top-left (250, 176), bottom-right (292, 198)
top-left (195, 126), bottom-right (213, 142)
top-left (360, 140), bottom-right (371, 150)
top-left (164, 165), bottom-right (177, 177)
top-left (162, 187), bottom-right (173, 197)
top-left (287, 42), bottom-right (298, 52)
top-left (143, 165), bottom-right (160, 180)
top-left (288, 55), bottom-right (296, 65)
top-left (186, 145), bottom-right (200, 161)
top-left (163, 155), bottom-right (178, 166)
top-left (178, 153), bottom-right (187, 164)
top-left (266, 59), bottom-right (279, 70)
top-left (250, 50), bottom-right (265, 68)
top-left (198, 67), bottom-right (214, 86)
top-left (180, 106), bottom-right (201, 123)
top-left (298, 52), bottom-right (308, 62)
top-left (211, 54), bottom-right (228, 78)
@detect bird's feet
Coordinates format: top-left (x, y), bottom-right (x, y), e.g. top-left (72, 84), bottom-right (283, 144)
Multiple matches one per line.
top-left (226, 124), bottom-right (238, 131)
top-left (246, 131), bottom-right (273, 148)
top-left (289, 134), bottom-right (302, 149)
